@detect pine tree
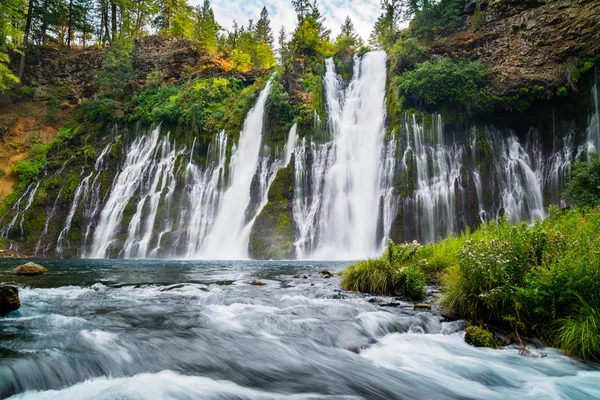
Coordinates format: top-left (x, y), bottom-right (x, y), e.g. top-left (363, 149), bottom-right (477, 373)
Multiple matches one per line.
top-left (193, 0), bottom-right (219, 51)
top-left (337, 16), bottom-right (358, 45)
top-left (254, 6), bottom-right (273, 46)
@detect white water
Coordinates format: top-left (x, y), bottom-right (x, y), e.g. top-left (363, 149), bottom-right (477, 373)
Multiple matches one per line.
top-left (56, 173), bottom-right (92, 255)
top-left (181, 131), bottom-right (228, 257)
top-left (294, 52), bottom-right (388, 260)
top-left (197, 80), bottom-right (273, 259)
top-left (405, 114), bottom-right (463, 244)
top-left (284, 123), bottom-right (298, 166)
top-left (493, 134), bottom-right (545, 223)
top-left (122, 135), bottom-right (183, 258)
top-left (89, 127), bottom-right (161, 258)
top-left (588, 81), bottom-right (600, 157)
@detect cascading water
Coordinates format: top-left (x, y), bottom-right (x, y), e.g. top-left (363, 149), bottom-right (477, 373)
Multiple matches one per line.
top-left (293, 52), bottom-right (388, 260)
top-left (489, 132), bottom-right (545, 223)
top-left (7, 60), bottom-right (600, 260)
top-left (404, 114), bottom-right (463, 244)
top-left (90, 127), bottom-right (162, 258)
top-left (180, 131), bottom-right (228, 257)
top-left (588, 78), bottom-right (600, 157)
top-left (122, 135), bottom-right (183, 258)
top-left (197, 80), bottom-right (273, 259)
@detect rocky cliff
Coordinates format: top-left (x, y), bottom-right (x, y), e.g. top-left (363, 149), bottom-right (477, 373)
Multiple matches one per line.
top-left (435, 0), bottom-right (600, 96)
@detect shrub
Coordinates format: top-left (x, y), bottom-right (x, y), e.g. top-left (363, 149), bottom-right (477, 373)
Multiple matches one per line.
top-left (563, 154), bottom-right (600, 208)
top-left (77, 98), bottom-right (122, 123)
top-left (12, 141), bottom-right (49, 185)
top-left (465, 324), bottom-right (497, 348)
top-left (397, 58), bottom-right (487, 107)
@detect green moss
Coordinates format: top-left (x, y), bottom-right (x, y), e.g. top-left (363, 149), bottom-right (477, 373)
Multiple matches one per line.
top-left (248, 161), bottom-right (296, 259)
top-left (465, 325), bottom-right (497, 348)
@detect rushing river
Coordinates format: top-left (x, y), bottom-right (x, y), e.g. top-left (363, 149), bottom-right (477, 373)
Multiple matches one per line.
top-left (0, 260), bottom-right (599, 399)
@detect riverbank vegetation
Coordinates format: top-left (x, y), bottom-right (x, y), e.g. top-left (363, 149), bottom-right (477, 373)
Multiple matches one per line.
top-left (342, 156), bottom-right (600, 361)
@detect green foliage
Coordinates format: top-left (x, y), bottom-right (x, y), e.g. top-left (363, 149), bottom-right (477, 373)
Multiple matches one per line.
top-left (440, 209), bottom-right (600, 361)
top-left (554, 298), bottom-right (600, 362)
top-left (0, 52), bottom-right (18, 91)
top-left (12, 140), bottom-right (49, 185)
top-left (465, 324), bottom-right (497, 348)
top-left (388, 37), bottom-right (426, 75)
top-left (342, 240), bottom-right (427, 299)
top-left (410, 0), bottom-right (461, 41)
top-left (96, 39), bottom-right (135, 101)
top-left (47, 95), bottom-right (60, 124)
top-left (342, 259), bottom-right (398, 295)
top-left (563, 154), bottom-right (600, 208)
top-left (130, 76), bottom-right (262, 139)
top-left (193, 0), bottom-right (220, 52)
top-left (77, 98), bottom-right (122, 123)
top-left (397, 57), bottom-right (487, 107)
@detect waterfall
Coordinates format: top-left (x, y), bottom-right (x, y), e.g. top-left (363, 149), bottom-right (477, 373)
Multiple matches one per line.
top-left (293, 139), bottom-right (335, 259)
top-left (0, 182), bottom-right (41, 245)
top-left (291, 52), bottom-right (388, 259)
top-left (588, 80), bottom-right (600, 157)
top-left (284, 123), bottom-right (298, 166)
top-left (405, 114), bottom-right (463, 244)
top-left (311, 51), bottom-right (388, 259)
top-left (90, 127), bottom-right (162, 258)
top-left (379, 133), bottom-right (399, 248)
top-left (197, 80), bottom-right (273, 259)
top-left (122, 135), bottom-right (183, 258)
top-left (489, 132), bottom-right (545, 223)
top-left (181, 131), bottom-right (228, 257)
top-left (56, 173), bottom-right (92, 255)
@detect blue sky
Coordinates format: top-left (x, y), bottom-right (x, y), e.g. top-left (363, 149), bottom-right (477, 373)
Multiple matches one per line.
top-left (189, 0), bottom-right (382, 42)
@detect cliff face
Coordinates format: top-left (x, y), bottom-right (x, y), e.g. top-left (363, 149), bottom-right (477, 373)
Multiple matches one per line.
top-left (17, 36), bottom-right (261, 104)
top-left (433, 0), bottom-right (600, 95)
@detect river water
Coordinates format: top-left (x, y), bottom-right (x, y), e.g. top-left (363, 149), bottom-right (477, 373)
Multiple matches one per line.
top-left (0, 260), bottom-right (599, 399)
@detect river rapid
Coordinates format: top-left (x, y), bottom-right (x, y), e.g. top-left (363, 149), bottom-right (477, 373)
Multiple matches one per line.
top-left (0, 259), bottom-right (599, 399)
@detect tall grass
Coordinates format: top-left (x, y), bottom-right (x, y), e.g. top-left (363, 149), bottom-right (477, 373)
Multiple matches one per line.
top-left (554, 298), bottom-right (600, 362)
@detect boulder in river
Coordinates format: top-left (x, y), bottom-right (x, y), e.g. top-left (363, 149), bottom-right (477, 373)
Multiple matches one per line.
top-left (11, 262), bottom-right (49, 276)
top-left (0, 285), bottom-right (20, 313)
top-left (251, 279), bottom-right (266, 286)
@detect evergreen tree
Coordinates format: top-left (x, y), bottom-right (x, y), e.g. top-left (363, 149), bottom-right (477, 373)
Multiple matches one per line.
top-left (254, 6), bottom-right (273, 46)
top-left (193, 0), bottom-right (219, 51)
top-left (337, 16), bottom-right (359, 46)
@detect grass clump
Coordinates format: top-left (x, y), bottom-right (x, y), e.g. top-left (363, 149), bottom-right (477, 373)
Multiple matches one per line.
top-left (341, 259), bottom-right (398, 295)
top-left (341, 241), bottom-right (429, 299)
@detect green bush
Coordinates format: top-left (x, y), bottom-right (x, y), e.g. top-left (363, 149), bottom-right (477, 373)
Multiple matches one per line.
top-left (77, 98), bottom-right (122, 123)
top-left (563, 154), bottom-right (600, 208)
top-left (465, 324), bottom-right (497, 348)
top-left (397, 58), bottom-right (487, 107)
top-left (12, 141), bottom-right (49, 185)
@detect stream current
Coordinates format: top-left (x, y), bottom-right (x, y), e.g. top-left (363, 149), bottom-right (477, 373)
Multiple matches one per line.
top-left (1, 260), bottom-right (599, 399)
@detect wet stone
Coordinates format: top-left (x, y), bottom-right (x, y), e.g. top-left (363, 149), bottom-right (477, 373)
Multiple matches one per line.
top-left (11, 262), bottom-right (49, 276)
top-left (0, 285), bottom-right (20, 314)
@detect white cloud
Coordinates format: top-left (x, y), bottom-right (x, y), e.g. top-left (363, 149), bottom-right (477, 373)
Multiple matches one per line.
top-left (188, 0), bottom-right (381, 43)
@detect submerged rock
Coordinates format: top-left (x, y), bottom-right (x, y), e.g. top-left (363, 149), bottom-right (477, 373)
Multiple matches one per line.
top-left (0, 285), bottom-right (20, 313)
top-left (414, 303), bottom-right (432, 310)
top-left (11, 262), bottom-right (49, 276)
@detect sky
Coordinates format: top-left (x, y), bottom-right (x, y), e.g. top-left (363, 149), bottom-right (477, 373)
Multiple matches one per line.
top-left (189, 0), bottom-right (383, 43)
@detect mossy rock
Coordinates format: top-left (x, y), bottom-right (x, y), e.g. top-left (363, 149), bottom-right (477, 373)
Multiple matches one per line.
top-left (248, 160), bottom-right (296, 260)
top-left (465, 325), bottom-right (497, 349)
top-left (11, 262), bottom-right (49, 276)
